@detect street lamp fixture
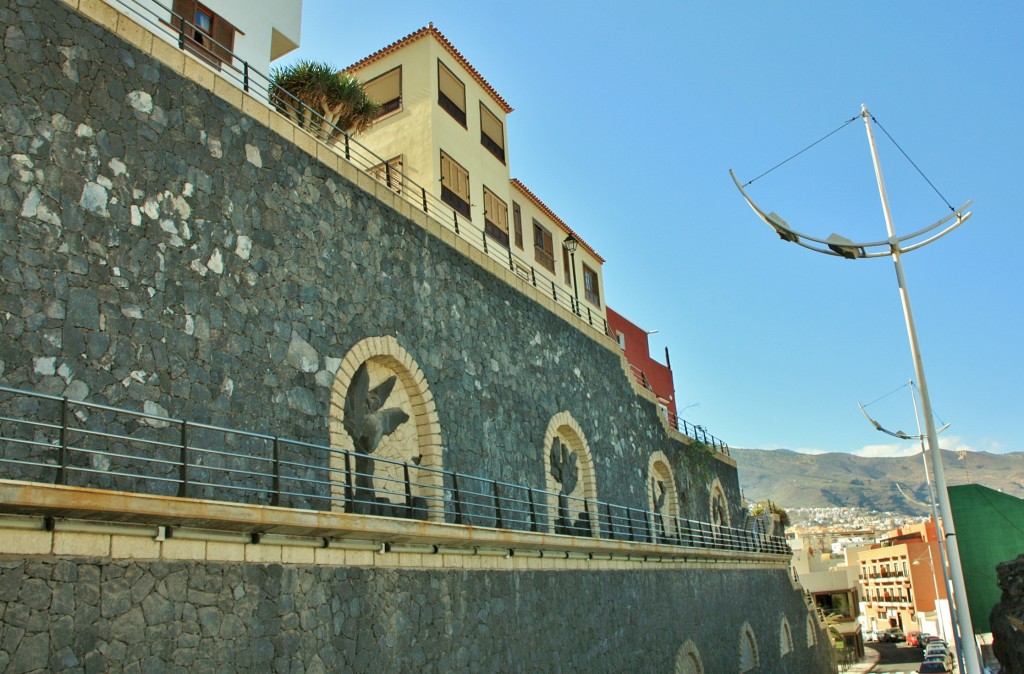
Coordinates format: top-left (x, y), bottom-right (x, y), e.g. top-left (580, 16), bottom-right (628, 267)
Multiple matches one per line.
top-left (730, 103), bottom-right (980, 673)
top-left (562, 234), bottom-right (581, 316)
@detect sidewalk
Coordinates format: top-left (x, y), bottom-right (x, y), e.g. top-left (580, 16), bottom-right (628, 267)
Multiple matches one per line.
top-left (841, 646), bottom-right (881, 673)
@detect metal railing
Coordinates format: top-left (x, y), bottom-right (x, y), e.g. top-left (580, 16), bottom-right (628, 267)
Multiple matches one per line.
top-left (626, 364), bottom-right (730, 454)
top-left (101, 0), bottom-right (609, 338)
top-left (0, 385), bottom-right (788, 556)
top-left (90, 0), bottom-right (726, 454)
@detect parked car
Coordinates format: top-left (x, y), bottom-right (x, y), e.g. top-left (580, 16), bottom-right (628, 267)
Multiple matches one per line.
top-left (918, 661), bottom-right (951, 673)
top-left (879, 628), bottom-right (905, 642)
top-left (864, 630), bottom-right (879, 643)
top-left (906, 631), bottom-right (923, 647)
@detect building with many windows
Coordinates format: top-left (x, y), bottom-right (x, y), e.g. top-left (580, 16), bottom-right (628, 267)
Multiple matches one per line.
top-left (856, 520), bottom-right (950, 639)
top-left (345, 24), bottom-right (607, 323)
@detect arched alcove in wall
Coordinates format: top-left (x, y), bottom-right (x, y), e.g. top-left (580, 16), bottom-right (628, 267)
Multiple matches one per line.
top-left (648, 451), bottom-right (681, 541)
top-left (328, 335), bottom-right (443, 522)
top-left (709, 476), bottom-right (730, 528)
top-left (739, 621), bottom-right (759, 673)
top-left (674, 639), bottom-right (704, 674)
top-left (780, 615), bottom-right (794, 656)
top-left (542, 411), bottom-right (598, 536)
top-left (806, 614), bottom-right (818, 648)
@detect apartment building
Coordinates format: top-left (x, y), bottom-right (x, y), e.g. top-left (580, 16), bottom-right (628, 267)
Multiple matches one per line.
top-left (345, 24), bottom-right (607, 321)
top-left (606, 308), bottom-right (677, 420)
top-left (856, 519), bottom-right (948, 637)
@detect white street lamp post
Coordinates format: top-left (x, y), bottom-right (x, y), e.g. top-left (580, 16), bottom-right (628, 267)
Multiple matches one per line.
top-left (730, 104), bottom-right (981, 673)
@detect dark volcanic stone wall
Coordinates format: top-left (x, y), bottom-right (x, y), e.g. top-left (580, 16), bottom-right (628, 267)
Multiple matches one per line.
top-left (0, 0), bottom-right (834, 672)
top-left (0, 557), bottom-right (834, 674)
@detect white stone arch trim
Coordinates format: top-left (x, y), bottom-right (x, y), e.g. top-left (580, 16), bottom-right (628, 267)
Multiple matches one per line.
top-left (780, 615), bottom-right (794, 655)
top-left (647, 450), bottom-right (681, 538)
top-left (709, 476), bottom-right (730, 527)
top-left (674, 639), bottom-right (704, 674)
top-left (739, 621), bottom-right (759, 673)
top-left (541, 411), bottom-right (598, 535)
top-left (328, 335), bottom-right (443, 521)
top-left (806, 613), bottom-right (817, 648)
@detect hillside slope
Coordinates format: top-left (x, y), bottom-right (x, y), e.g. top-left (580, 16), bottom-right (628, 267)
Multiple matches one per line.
top-left (732, 448), bottom-right (1024, 515)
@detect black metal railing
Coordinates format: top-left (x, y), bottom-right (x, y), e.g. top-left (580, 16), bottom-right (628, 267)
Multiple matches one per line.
top-left (626, 364), bottom-right (730, 454)
top-left (0, 385), bottom-right (788, 556)
top-left (85, 0), bottom-right (724, 450)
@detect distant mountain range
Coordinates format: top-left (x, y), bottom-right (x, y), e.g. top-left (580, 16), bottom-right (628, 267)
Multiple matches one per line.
top-left (731, 448), bottom-right (1024, 515)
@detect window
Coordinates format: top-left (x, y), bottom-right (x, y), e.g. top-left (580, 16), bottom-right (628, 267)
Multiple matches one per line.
top-left (369, 155), bottom-right (403, 195)
top-left (479, 103), bottom-right (505, 163)
top-left (562, 247), bottom-right (571, 286)
top-left (533, 221), bottom-right (555, 272)
top-left (780, 617), bottom-right (794, 656)
top-left (512, 202), bottom-right (523, 250)
top-left (582, 264), bottom-right (600, 306)
top-left (615, 331), bottom-right (625, 350)
top-left (440, 151), bottom-right (470, 219)
top-left (364, 67), bottom-right (402, 118)
top-left (172, 0), bottom-right (235, 68)
top-left (739, 623), bottom-right (759, 673)
top-left (437, 60), bottom-right (467, 127)
top-left (483, 187), bottom-right (509, 248)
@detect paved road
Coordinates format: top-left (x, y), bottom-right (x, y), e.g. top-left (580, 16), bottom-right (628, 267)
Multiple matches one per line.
top-left (865, 640), bottom-right (957, 673)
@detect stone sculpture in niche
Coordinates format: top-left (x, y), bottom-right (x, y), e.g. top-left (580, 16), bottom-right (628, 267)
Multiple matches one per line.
top-left (651, 477), bottom-right (668, 542)
top-left (343, 361), bottom-right (410, 515)
top-left (549, 437), bottom-right (589, 536)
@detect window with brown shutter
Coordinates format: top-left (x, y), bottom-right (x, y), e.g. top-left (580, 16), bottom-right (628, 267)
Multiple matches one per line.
top-left (437, 60), bottom-right (467, 127)
top-left (533, 221), bottom-right (554, 272)
top-left (483, 187), bottom-right (509, 249)
top-left (583, 264), bottom-right (600, 306)
top-left (440, 150), bottom-right (470, 219)
top-left (512, 202), bottom-right (523, 250)
top-left (364, 67), bottom-right (402, 118)
top-left (171, 0), bottom-right (236, 69)
top-left (479, 103), bottom-right (505, 163)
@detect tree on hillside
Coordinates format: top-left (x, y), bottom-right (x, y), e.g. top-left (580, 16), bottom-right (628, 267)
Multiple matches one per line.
top-left (271, 61), bottom-right (381, 139)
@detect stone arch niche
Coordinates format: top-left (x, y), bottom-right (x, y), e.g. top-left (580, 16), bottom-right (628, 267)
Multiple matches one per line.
top-left (329, 336), bottom-right (443, 522)
top-left (780, 615), bottom-right (794, 656)
top-left (709, 476), bottom-right (730, 528)
top-left (805, 614), bottom-right (817, 648)
top-left (542, 412), bottom-right (598, 537)
top-left (738, 621), bottom-right (759, 673)
top-left (674, 639), bottom-right (704, 674)
top-left (647, 451), bottom-right (681, 542)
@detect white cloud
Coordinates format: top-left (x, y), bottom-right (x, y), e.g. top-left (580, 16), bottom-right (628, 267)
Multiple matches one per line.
top-left (852, 442), bottom-right (920, 458)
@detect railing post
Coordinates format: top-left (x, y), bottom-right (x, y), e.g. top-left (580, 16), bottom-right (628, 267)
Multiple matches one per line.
top-left (344, 451), bottom-right (355, 513)
top-left (404, 463), bottom-right (414, 518)
top-left (586, 307), bottom-right (593, 326)
top-left (527, 487), bottom-right (538, 532)
top-left (507, 249), bottom-right (514, 272)
top-left (270, 436), bottom-right (281, 507)
top-left (604, 502), bottom-right (614, 540)
top-left (450, 473), bottom-right (463, 525)
top-left (421, 187), bottom-right (428, 213)
top-left (643, 507), bottom-right (653, 543)
top-left (482, 230), bottom-right (488, 255)
top-left (492, 480), bottom-right (503, 529)
top-left (177, 420), bottom-right (189, 498)
top-left (55, 396), bottom-right (69, 485)
top-left (243, 62), bottom-right (250, 92)
top-left (344, 133), bottom-right (350, 161)
top-left (453, 211), bottom-right (460, 236)
top-left (385, 162), bottom-right (392, 190)
top-left (551, 281), bottom-right (557, 302)
top-left (530, 268), bottom-right (537, 287)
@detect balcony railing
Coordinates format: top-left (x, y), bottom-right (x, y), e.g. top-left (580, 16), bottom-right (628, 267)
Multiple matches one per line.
top-left (0, 385), bottom-right (786, 556)
top-left (626, 364), bottom-right (729, 455)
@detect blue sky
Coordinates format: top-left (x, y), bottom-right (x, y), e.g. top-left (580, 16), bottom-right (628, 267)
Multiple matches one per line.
top-left (279, 2), bottom-right (1023, 457)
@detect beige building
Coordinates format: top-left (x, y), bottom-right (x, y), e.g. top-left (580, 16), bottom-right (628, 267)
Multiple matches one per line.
top-left (345, 25), bottom-right (607, 323)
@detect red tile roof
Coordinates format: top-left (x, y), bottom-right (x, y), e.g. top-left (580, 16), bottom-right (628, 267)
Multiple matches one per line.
top-left (345, 23), bottom-right (513, 114)
top-left (511, 179), bottom-right (605, 263)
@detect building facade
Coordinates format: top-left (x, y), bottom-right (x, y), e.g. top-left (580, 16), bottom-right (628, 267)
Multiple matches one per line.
top-left (856, 520), bottom-right (948, 638)
top-left (606, 307), bottom-right (678, 420)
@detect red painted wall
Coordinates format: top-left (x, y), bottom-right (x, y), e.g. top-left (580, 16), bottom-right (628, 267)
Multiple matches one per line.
top-left (606, 307), bottom-right (677, 419)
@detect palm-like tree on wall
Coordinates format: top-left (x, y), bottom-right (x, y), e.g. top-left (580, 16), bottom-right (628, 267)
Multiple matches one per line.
top-left (271, 60), bottom-right (381, 139)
